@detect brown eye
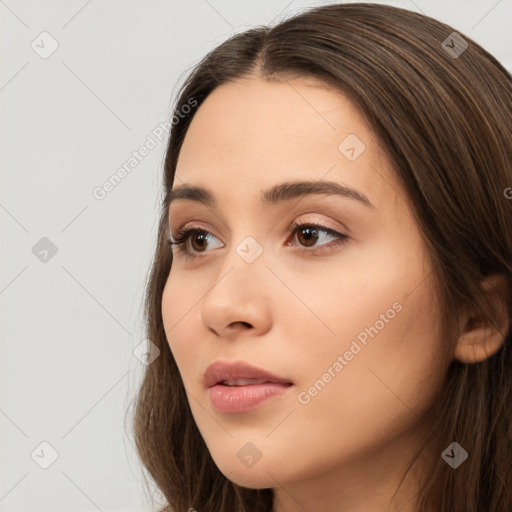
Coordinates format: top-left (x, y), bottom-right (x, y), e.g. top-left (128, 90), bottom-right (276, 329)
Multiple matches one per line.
top-left (170, 227), bottom-right (222, 258)
top-left (296, 226), bottom-right (320, 247)
top-left (190, 232), bottom-right (209, 252)
top-left (170, 222), bottom-right (349, 260)
top-left (286, 221), bottom-right (349, 255)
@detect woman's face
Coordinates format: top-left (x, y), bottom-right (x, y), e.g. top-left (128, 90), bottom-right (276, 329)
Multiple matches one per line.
top-left (161, 76), bottom-right (448, 493)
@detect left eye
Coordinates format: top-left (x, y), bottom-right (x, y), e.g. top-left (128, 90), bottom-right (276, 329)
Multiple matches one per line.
top-left (169, 222), bottom-right (349, 258)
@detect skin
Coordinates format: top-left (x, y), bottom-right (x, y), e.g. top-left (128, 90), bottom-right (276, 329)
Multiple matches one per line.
top-left (160, 75), bottom-right (483, 512)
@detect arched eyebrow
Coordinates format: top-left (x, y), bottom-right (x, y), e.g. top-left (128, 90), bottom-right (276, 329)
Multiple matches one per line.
top-left (168, 180), bottom-right (377, 211)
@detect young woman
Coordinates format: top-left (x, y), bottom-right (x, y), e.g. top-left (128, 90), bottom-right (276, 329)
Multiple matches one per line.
top-left (130, 3), bottom-right (512, 511)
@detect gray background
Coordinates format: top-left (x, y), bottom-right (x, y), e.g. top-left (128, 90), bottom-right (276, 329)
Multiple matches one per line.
top-left (1, 0), bottom-right (511, 511)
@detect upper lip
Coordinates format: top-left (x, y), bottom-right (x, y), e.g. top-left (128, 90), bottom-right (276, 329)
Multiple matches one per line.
top-left (204, 360), bottom-right (293, 388)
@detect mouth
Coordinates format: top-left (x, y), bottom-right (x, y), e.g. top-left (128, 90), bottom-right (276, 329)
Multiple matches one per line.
top-left (217, 378), bottom-right (293, 386)
top-left (204, 360), bottom-right (293, 389)
top-left (204, 360), bottom-right (293, 413)
top-left (208, 380), bottom-right (293, 413)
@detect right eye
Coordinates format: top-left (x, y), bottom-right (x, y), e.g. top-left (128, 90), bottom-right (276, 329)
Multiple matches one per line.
top-left (169, 226), bottom-right (223, 258)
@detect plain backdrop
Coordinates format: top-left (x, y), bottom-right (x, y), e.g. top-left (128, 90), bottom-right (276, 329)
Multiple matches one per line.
top-left (1, 0), bottom-right (511, 511)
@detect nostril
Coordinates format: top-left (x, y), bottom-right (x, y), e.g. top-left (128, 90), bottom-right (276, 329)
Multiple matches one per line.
top-left (230, 321), bottom-right (252, 328)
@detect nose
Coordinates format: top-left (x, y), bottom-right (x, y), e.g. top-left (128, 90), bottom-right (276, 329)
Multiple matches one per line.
top-left (199, 242), bottom-right (272, 339)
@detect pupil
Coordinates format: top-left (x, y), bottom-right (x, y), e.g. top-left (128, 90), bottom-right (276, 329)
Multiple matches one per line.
top-left (192, 233), bottom-right (207, 251)
top-left (299, 227), bottom-right (318, 247)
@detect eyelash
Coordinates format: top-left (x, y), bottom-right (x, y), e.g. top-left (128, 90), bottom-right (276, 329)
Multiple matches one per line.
top-left (169, 220), bottom-right (349, 260)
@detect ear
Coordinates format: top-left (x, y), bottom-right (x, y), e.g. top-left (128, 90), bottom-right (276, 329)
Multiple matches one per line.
top-left (454, 274), bottom-right (510, 364)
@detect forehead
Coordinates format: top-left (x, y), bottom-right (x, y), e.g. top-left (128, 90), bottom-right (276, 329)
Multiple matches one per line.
top-left (178, 76), bottom-right (369, 159)
top-left (174, 76), bottom-right (402, 215)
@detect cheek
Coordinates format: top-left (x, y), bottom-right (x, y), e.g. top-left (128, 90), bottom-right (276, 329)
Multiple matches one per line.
top-left (269, 283), bottom-right (444, 484)
top-left (276, 240), bottom-right (416, 359)
top-left (161, 275), bottom-right (178, 345)
top-left (161, 273), bottom-right (202, 377)
top-left (289, 239), bottom-right (445, 430)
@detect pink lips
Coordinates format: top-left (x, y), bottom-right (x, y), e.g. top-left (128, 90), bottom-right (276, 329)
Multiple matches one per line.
top-left (204, 360), bottom-right (293, 413)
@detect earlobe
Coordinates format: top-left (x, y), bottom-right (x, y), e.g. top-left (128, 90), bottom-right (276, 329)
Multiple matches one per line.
top-left (453, 274), bottom-right (510, 364)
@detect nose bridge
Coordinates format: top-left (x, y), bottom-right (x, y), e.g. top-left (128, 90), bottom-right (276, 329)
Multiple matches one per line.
top-left (217, 212), bottom-right (270, 276)
top-left (212, 230), bottom-right (268, 299)
top-left (199, 229), bottom-right (272, 333)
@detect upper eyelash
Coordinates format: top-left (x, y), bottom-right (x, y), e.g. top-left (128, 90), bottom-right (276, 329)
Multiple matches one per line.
top-left (169, 220), bottom-right (348, 259)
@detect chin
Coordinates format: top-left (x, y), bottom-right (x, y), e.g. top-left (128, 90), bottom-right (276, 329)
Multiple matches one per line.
top-left (208, 451), bottom-right (276, 489)
top-left (221, 467), bottom-right (275, 490)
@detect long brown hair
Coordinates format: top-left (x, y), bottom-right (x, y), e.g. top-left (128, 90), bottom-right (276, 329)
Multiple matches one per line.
top-left (128, 3), bottom-right (512, 511)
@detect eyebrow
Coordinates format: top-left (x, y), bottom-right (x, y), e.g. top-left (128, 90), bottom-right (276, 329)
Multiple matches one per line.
top-left (168, 180), bottom-right (376, 211)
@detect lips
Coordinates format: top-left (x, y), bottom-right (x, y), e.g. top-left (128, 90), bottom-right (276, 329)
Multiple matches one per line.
top-left (204, 360), bottom-right (293, 389)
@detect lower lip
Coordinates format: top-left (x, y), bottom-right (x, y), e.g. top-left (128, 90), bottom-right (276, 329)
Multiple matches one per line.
top-left (208, 382), bottom-right (292, 413)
